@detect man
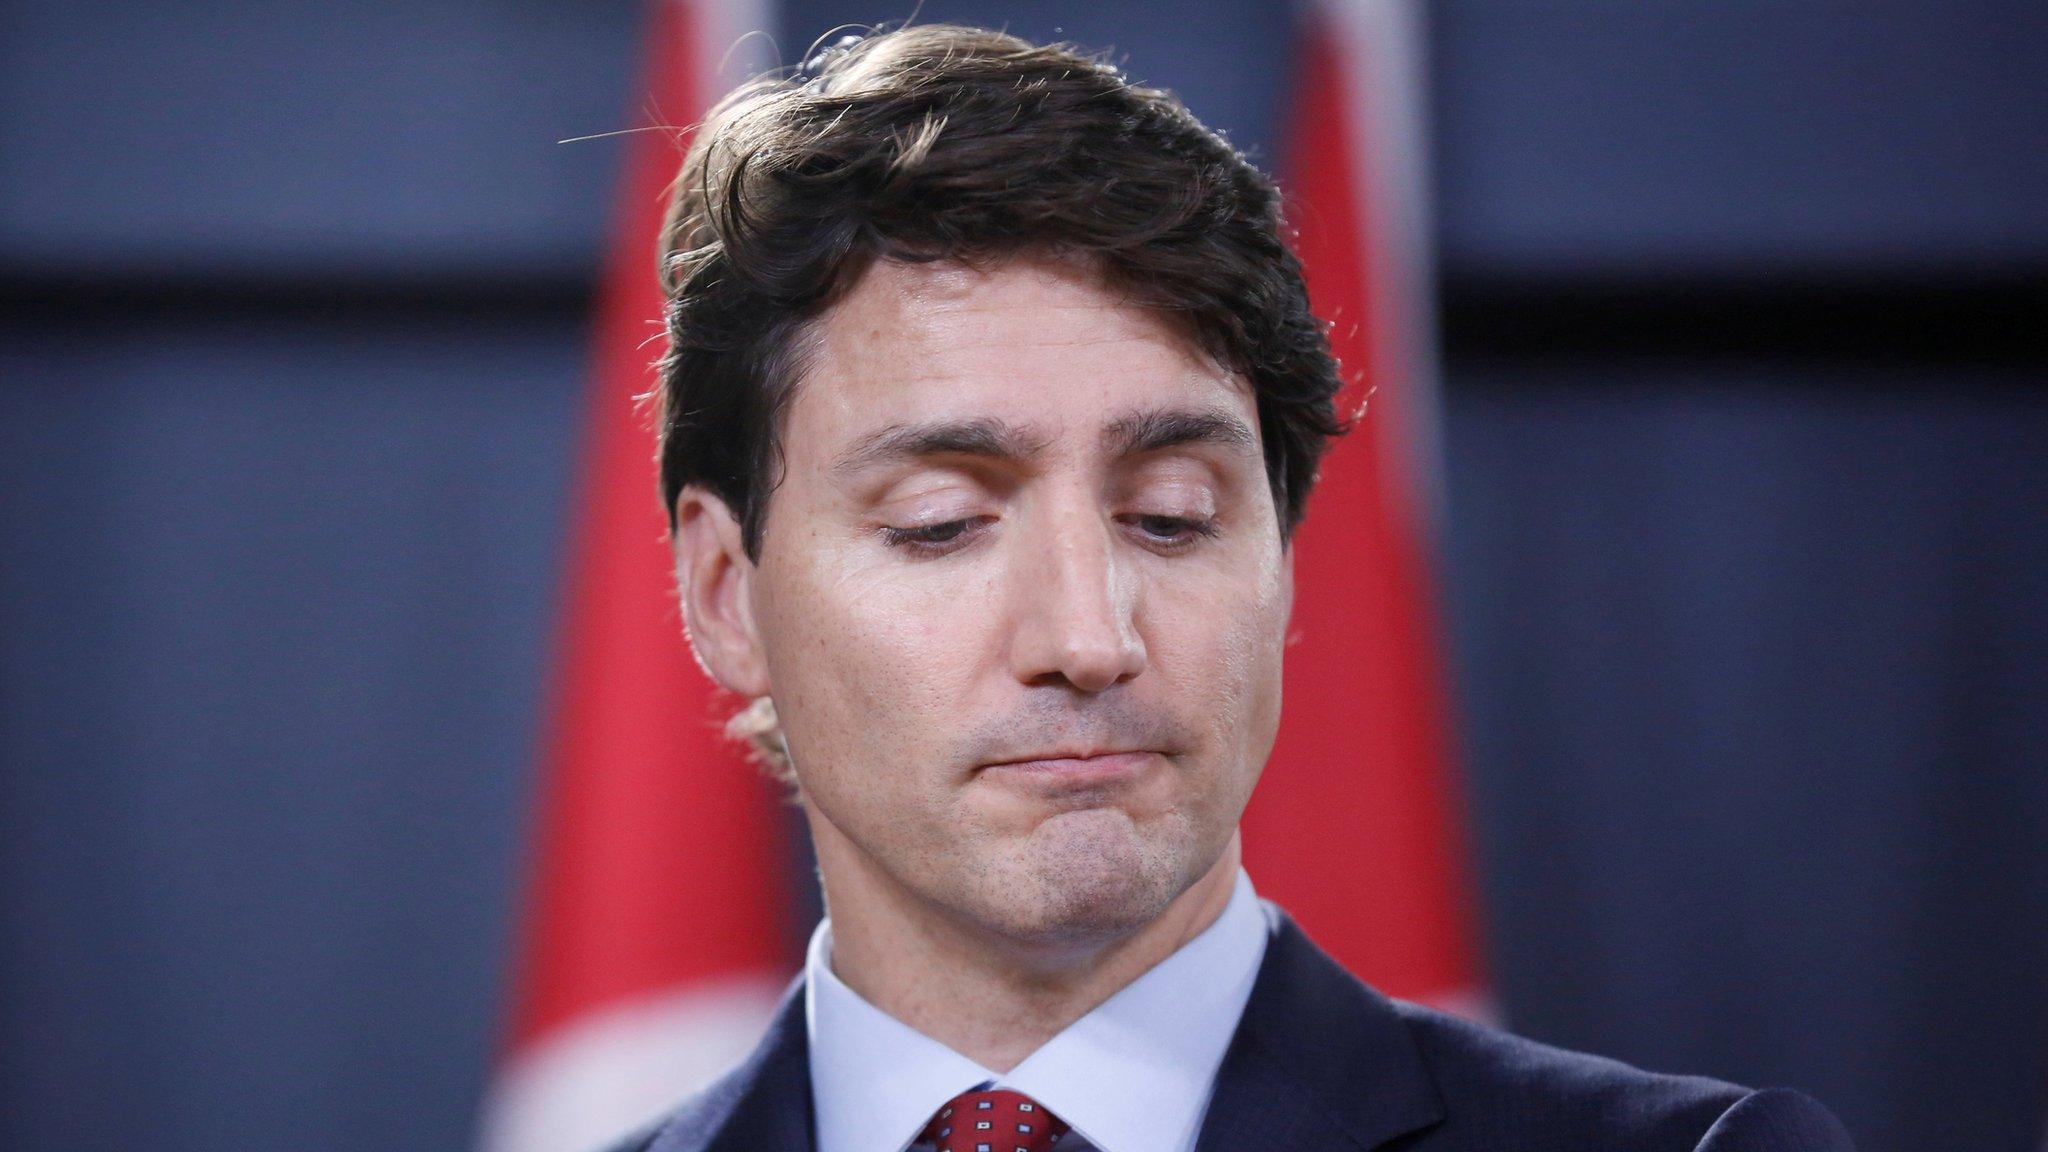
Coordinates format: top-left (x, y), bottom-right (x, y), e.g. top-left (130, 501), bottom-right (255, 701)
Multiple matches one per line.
top-left (610, 24), bottom-right (1855, 1152)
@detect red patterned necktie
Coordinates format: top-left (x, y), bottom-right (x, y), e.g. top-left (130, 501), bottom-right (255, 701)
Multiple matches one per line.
top-left (918, 1087), bottom-right (1071, 1152)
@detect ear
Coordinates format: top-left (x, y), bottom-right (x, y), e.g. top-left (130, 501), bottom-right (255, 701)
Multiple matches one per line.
top-left (674, 487), bottom-right (771, 698)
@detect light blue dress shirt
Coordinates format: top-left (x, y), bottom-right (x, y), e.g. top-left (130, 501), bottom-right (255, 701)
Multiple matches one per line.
top-left (805, 868), bottom-right (1275, 1152)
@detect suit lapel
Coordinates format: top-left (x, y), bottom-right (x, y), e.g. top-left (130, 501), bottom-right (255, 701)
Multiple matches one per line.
top-left (647, 977), bottom-right (815, 1152)
top-left (1195, 908), bottom-right (1445, 1152)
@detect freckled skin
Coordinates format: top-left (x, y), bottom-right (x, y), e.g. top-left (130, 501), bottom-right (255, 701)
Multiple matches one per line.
top-left (693, 254), bottom-right (1294, 1065)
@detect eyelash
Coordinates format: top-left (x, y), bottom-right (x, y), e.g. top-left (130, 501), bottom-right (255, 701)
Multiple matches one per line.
top-left (879, 514), bottom-right (1219, 556)
top-left (879, 517), bottom-right (991, 553)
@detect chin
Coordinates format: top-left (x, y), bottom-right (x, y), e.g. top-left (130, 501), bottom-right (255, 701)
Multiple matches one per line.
top-left (966, 808), bottom-right (1195, 944)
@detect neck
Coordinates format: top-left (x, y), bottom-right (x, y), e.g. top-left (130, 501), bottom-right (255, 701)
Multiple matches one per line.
top-left (812, 819), bottom-right (1243, 1073)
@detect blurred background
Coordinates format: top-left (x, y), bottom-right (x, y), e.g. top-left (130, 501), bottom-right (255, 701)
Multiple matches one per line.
top-left (3, 2), bottom-right (2045, 1151)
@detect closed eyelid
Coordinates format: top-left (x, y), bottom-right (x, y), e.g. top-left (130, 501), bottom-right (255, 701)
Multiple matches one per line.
top-left (1115, 460), bottom-right (1225, 506)
top-left (852, 456), bottom-right (1029, 507)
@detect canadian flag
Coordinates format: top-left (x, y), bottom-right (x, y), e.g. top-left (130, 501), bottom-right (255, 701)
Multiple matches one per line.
top-left (1245, 0), bottom-right (1488, 1016)
top-left (478, 3), bottom-right (783, 1152)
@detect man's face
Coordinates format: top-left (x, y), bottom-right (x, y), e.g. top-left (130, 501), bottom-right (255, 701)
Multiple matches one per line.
top-left (742, 255), bottom-right (1291, 945)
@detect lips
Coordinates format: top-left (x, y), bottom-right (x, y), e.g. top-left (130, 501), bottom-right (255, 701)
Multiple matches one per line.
top-left (976, 749), bottom-right (1160, 787)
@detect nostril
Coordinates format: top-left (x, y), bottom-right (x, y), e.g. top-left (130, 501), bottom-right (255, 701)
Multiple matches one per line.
top-left (1054, 633), bottom-right (1146, 693)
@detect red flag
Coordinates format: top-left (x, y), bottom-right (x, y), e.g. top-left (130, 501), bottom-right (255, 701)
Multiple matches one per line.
top-left (1244, 0), bottom-right (1488, 1013)
top-left (481, 4), bottom-right (783, 1150)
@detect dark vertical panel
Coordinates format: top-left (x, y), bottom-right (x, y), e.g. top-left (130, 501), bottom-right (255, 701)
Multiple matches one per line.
top-left (0, 0), bottom-right (640, 277)
top-left (1430, 1), bottom-right (2048, 274)
top-left (0, 308), bottom-right (584, 1150)
top-left (1441, 367), bottom-right (2048, 1152)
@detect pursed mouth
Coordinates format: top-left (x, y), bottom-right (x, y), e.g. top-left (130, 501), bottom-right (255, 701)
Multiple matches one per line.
top-left (975, 749), bottom-right (1162, 785)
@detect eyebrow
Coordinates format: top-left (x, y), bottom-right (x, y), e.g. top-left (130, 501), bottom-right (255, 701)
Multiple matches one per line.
top-left (1101, 406), bottom-right (1259, 459)
top-left (832, 417), bottom-right (1054, 476)
top-left (832, 406), bottom-right (1258, 477)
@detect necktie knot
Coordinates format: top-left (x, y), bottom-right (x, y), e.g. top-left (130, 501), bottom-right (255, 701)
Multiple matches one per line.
top-left (919, 1087), bottom-right (1070, 1152)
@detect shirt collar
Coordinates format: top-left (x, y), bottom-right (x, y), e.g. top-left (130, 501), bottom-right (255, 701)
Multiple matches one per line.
top-left (806, 868), bottom-right (1272, 1152)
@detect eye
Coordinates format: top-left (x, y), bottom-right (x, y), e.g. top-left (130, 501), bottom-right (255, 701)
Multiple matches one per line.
top-left (879, 516), bottom-right (991, 555)
top-left (1122, 514), bottom-right (1219, 550)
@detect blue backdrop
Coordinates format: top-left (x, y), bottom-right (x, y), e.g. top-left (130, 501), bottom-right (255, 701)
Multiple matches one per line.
top-left (3, 3), bottom-right (2044, 1150)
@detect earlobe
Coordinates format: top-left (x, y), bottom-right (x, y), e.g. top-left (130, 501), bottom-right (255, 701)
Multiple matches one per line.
top-left (673, 489), bottom-right (772, 698)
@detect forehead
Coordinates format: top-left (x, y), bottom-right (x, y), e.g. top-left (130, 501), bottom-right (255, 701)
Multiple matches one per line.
top-left (783, 256), bottom-right (1254, 460)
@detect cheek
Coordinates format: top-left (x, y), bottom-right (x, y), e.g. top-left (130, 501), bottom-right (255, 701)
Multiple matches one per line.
top-left (1156, 560), bottom-right (1290, 756)
top-left (1163, 553), bottom-right (1286, 668)
top-left (752, 548), bottom-right (1000, 769)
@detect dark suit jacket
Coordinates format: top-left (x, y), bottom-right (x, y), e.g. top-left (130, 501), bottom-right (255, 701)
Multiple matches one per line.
top-left (605, 907), bottom-right (1855, 1152)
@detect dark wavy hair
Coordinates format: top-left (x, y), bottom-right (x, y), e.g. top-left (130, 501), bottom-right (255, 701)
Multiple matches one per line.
top-left (652, 24), bottom-right (1348, 560)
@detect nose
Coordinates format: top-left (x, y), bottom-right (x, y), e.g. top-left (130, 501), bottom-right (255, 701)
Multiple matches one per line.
top-left (1007, 510), bottom-right (1149, 692)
